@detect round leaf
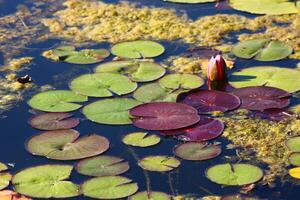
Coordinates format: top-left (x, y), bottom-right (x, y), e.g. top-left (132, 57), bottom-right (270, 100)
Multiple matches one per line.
top-left (229, 66), bottom-right (300, 93)
top-left (76, 155), bottom-right (129, 177)
top-left (28, 112), bottom-right (80, 130)
top-left (0, 170), bottom-right (11, 190)
top-left (82, 176), bottom-right (138, 199)
top-left (138, 156), bottom-right (180, 172)
top-left (70, 73), bottom-right (137, 97)
top-left (289, 167), bottom-right (300, 179)
top-left (122, 132), bottom-right (161, 147)
top-left (95, 60), bottom-right (166, 82)
top-left (129, 191), bottom-right (170, 200)
top-left (83, 98), bottom-right (141, 125)
top-left (206, 163), bottom-right (263, 186)
top-left (27, 90), bottom-right (87, 112)
top-left (130, 102), bottom-right (200, 130)
top-left (0, 163), bottom-right (8, 172)
top-left (12, 165), bottom-right (80, 198)
top-left (159, 74), bottom-right (204, 90)
top-left (26, 129), bottom-right (109, 160)
top-left (286, 136), bottom-right (300, 152)
top-left (175, 142), bottom-right (222, 161)
top-left (111, 40), bottom-right (165, 59)
top-left (289, 153), bottom-right (300, 166)
top-left (232, 39), bottom-right (292, 61)
top-left (64, 49), bottom-right (110, 64)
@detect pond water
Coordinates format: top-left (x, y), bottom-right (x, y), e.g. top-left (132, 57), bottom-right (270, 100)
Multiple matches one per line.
top-left (1, 0), bottom-right (300, 200)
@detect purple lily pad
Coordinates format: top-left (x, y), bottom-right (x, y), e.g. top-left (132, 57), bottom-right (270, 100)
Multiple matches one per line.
top-left (178, 90), bottom-right (241, 113)
top-left (161, 117), bottom-right (224, 142)
top-left (174, 142), bottom-right (221, 161)
top-left (130, 102), bottom-right (200, 131)
top-left (256, 108), bottom-right (293, 121)
top-left (231, 86), bottom-right (290, 111)
top-left (29, 113), bottom-right (80, 130)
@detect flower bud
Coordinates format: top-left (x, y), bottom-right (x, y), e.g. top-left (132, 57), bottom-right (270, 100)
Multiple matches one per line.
top-left (207, 55), bottom-right (227, 81)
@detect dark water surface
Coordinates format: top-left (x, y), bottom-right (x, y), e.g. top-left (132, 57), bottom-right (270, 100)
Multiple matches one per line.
top-left (1, 0), bottom-right (300, 199)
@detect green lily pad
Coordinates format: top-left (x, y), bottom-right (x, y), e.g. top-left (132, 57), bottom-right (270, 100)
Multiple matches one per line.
top-left (174, 142), bottom-right (222, 161)
top-left (95, 60), bottom-right (166, 82)
top-left (164, 0), bottom-right (215, 3)
top-left (229, 0), bottom-right (300, 15)
top-left (12, 165), bottom-right (80, 198)
top-left (229, 66), bottom-right (300, 93)
top-left (76, 155), bottom-right (129, 177)
top-left (159, 74), bottom-right (204, 90)
top-left (69, 73), bottom-right (137, 97)
top-left (52, 46), bottom-right (77, 57)
top-left (232, 39), bottom-right (293, 61)
top-left (83, 98), bottom-right (141, 125)
top-left (122, 132), bottom-right (161, 147)
top-left (26, 129), bottom-right (109, 160)
top-left (0, 162), bottom-right (11, 190)
top-left (206, 163), bottom-right (263, 186)
top-left (289, 153), bottom-right (300, 166)
top-left (133, 83), bottom-right (186, 103)
top-left (82, 176), bottom-right (138, 199)
top-left (286, 136), bottom-right (300, 152)
top-left (129, 191), bottom-right (170, 200)
top-left (64, 49), bottom-right (110, 64)
top-left (138, 156), bottom-right (180, 172)
top-left (28, 90), bottom-right (87, 112)
top-left (111, 40), bottom-right (165, 59)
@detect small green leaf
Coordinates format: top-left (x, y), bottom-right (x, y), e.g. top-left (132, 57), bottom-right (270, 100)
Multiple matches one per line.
top-left (123, 132), bottom-right (161, 147)
top-left (289, 153), bottom-right (300, 166)
top-left (0, 163), bottom-right (11, 190)
top-left (138, 156), bottom-right (180, 172)
top-left (159, 74), bottom-right (204, 90)
top-left (64, 49), bottom-right (110, 64)
top-left (286, 136), bottom-right (300, 152)
top-left (129, 191), bottom-right (170, 200)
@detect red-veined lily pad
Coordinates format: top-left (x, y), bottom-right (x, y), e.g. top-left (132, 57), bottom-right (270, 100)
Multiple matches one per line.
top-left (69, 73), bottom-right (137, 97)
top-left (0, 163), bottom-right (11, 190)
top-left (289, 153), bottom-right (300, 166)
top-left (231, 86), bottom-right (290, 111)
top-left (229, 66), bottom-right (300, 93)
top-left (64, 49), bottom-right (110, 64)
top-left (95, 60), bottom-right (166, 82)
top-left (122, 132), bottom-right (161, 147)
top-left (27, 90), bottom-right (87, 112)
top-left (164, 0), bottom-right (216, 3)
top-left (159, 74), bottom-right (204, 90)
top-left (82, 176), bottom-right (138, 199)
top-left (111, 40), bottom-right (164, 59)
top-left (26, 129), bottom-right (109, 160)
top-left (232, 39), bottom-right (293, 61)
top-left (76, 155), bottom-right (129, 177)
top-left (206, 163), bottom-right (263, 186)
top-left (256, 108), bottom-right (293, 121)
top-left (178, 90), bottom-right (240, 113)
top-left (28, 112), bottom-right (80, 130)
top-left (286, 136), bottom-right (300, 152)
top-left (0, 190), bottom-right (32, 200)
top-left (133, 83), bottom-right (187, 103)
top-left (83, 98), bottom-right (141, 125)
top-left (175, 142), bottom-right (221, 161)
top-left (129, 191), bottom-right (170, 200)
top-left (130, 102), bottom-right (200, 130)
top-left (12, 165), bottom-right (80, 198)
top-left (138, 156), bottom-right (180, 172)
top-left (161, 117), bottom-right (224, 141)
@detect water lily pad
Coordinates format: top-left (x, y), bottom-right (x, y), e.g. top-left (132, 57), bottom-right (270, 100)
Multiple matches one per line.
top-left (229, 66), bottom-right (300, 93)
top-left (133, 83), bottom-right (186, 103)
top-left (82, 176), bottom-right (138, 199)
top-left (164, 0), bottom-right (216, 3)
top-left (0, 163), bottom-right (7, 171)
top-left (64, 49), bottom-right (110, 64)
top-left (28, 90), bottom-right (87, 112)
top-left (286, 136), bottom-right (300, 152)
top-left (161, 117), bottom-right (224, 141)
top-left (178, 90), bottom-right (240, 113)
top-left (159, 74), bottom-right (204, 90)
top-left (83, 98), bottom-right (141, 125)
top-left (122, 132), bottom-right (161, 147)
top-left (138, 156), bottom-right (180, 172)
top-left (111, 40), bottom-right (164, 59)
top-left (52, 46), bottom-right (77, 58)
top-left (232, 39), bottom-right (293, 61)
top-left (26, 129), bottom-right (109, 160)
top-left (256, 108), bottom-right (293, 121)
top-left (232, 86), bottom-right (290, 111)
top-left (289, 153), bottom-right (300, 166)
top-left (0, 163), bottom-right (11, 190)
top-left (76, 155), bottom-right (129, 177)
top-left (175, 142), bottom-right (221, 161)
top-left (129, 191), bottom-right (170, 200)
top-left (95, 60), bottom-right (166, 82)
top-left (28, 112), bottom-right (80, 130)
top-left (289, 167), bottom-right (300, 179)
top-left (229, 0), bottom-right (300, 15)
top-left (130, 102), bottom-right (200, 130)
top-left (206, 163), bottom-right (263, 186)
top-left (70, 73), bottom-right (137, 97)
top-left (12, 165), bottom-right (80, 198)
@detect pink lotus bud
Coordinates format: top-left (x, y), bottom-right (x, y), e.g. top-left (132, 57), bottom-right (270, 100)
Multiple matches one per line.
top-left (207, 55), bottom-right (227, 81)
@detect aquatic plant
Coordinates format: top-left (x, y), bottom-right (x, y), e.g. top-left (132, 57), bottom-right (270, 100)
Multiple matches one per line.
top-left (122, 132), bottom-right (161, 147)
top-left (138, 156), bottom-right (180, 172)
